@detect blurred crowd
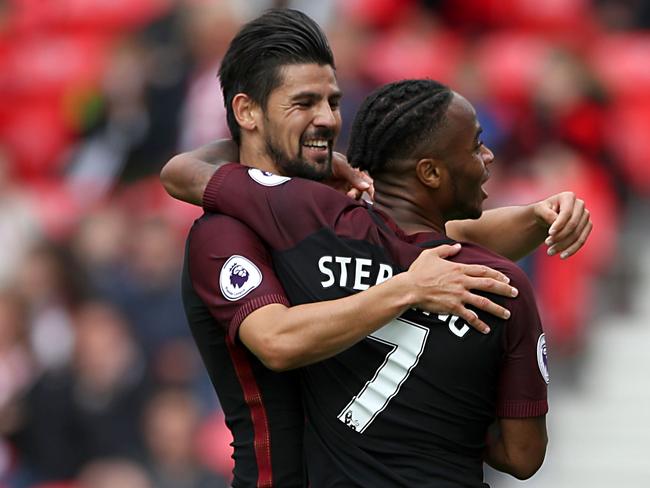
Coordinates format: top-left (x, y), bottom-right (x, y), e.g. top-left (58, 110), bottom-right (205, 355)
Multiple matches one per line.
top-left (0, 0), bottom-right (648, 486)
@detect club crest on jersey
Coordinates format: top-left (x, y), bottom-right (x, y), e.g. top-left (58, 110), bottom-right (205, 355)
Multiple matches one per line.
top-left (537, 333), bottom-right (550, 384)
top-left (248, 168), bottom-right (291, 186)
top-left (219, 256), bottom-right (262, 301)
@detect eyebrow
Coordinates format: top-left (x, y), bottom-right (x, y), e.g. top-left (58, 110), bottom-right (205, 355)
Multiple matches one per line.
top-left (291, 90), bottom-right (343, 101)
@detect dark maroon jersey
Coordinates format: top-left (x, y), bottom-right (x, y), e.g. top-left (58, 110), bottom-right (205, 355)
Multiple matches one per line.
top-left (183, 214), bottom-right (305, 487)
top-left (202, 163), bottom-right (549, 488)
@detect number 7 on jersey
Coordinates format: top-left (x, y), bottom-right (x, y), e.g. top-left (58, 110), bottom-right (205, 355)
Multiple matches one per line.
top-left (337, 317), bottom-right (429, 433)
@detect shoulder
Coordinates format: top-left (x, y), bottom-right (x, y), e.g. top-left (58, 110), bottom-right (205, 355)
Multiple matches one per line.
top-left (188, 213), bottom-right (272, 262)
top-left (456, 242), bottom-right (532, 289)
top-left (242, 165), bottom-right (361, 207)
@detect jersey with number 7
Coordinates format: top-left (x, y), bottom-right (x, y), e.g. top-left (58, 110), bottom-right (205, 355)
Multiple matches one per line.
top-left (204, 164), bottom-right (549, 487)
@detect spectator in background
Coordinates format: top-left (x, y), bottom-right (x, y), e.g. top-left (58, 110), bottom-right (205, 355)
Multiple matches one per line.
top-left (71, 206), bottom-right (130, 299)
top-left (107, 216), bottom-right (188, 361)
top-left (77, 458), bottom-right (152, 488)
top-left (14, 301), bottom-right (149, 484)
top-left (15, 243), bottom-right (86, 372)
top-left (142, 388), bottom-right (228, 488)
top-left (0, 149), bottom-right (42, 288)
top-left (0, 292), bottom-right (36, 484)
top-left (65, 39), bottom-right (152, 204)
top-left (177, 0), bottom-right (243, 152)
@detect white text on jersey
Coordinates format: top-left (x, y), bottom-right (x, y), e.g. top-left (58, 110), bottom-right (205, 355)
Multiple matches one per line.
top-left (318, 256), bottom-right (393, 290)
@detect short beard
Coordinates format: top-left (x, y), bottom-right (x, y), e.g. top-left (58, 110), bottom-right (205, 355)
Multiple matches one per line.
top-left (264, 136), bottom-right (333, 181)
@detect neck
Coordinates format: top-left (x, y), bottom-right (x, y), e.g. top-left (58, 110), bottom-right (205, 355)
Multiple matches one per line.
top-left (372, 178), bottom-right (447, 235)
top-left (238, 137), bottom-right (280, 174)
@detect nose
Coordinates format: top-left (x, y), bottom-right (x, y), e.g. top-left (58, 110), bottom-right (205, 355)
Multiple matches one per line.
top-left (313, 101), bottom-right (338, 129)
top-left (481, 144), bottom-right (495, 166)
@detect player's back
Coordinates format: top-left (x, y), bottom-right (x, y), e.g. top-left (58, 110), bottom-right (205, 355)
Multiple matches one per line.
top-left (274, 228), bottom-right (530, 487)
top-left (199, 165), bottom-right (548, 487)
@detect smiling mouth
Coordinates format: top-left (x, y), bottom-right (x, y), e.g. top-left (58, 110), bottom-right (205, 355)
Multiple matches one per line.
top-left (301, 137), bottom-right (332, 164)
top-left (302, 138), bottom-right (330, 151)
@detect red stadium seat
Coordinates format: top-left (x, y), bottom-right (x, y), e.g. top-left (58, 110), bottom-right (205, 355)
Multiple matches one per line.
top-left (473, 33), bottom-right (552, 103)
top-left (337, 0), bottom-right (417, 28)
top-left (0, 33), bottom-right (108, 100)
top-left (589, 34), bottom-right (650, 101)
top-left (9, 0), bottom-right (168, 35)
top-left (532, 158), bottom-right (619, 352)
top-left (442, 0), bottom-right (594, 34)
top-left (362, 29), bottom-right (464, 86)
top-left (0, 101), bottom-right (73, 181)
top-left (606, 102), bottom-right (650, 195)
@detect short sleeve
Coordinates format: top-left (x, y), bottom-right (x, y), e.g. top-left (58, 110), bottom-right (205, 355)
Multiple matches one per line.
top-left (201, 163), bottom-right (377, 251)
top-left (186, 213), bottom-right (290, 342)
top-left (496, 265), bottom-right (549, 418)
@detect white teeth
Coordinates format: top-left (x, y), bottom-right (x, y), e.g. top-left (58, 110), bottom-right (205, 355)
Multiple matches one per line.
top-left (303, 139), bottom-right (328, 148)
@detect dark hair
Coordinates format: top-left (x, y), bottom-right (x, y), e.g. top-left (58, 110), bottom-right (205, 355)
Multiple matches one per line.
top-left (218, 8), bottom-right (335, 144)
top-left (347, 79), bottom-right (453, 176)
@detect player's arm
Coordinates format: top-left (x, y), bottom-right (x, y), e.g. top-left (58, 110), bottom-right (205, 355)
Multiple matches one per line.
top-left (486, 266), bottom-right (549, 478)
top-left (160, 140), bottom-right (372, 204)
top-left (240, 244), bottom-right (517, 371)
top-left (446, 192), bottom-right (592, 261)
top-left (484, 416), bottom-right (547, 480)
top-left (190, 218), bottom-right (513, 370)
top-left (201, 164), bottom-right (521, 335)
top-left (160, 139), bottom-right (238, 205)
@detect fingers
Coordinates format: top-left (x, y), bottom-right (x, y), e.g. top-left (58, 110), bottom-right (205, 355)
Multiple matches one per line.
top-left (347, 188), bottom-right (363, 200)
top-left (457, 263), bottom-right (510, 283)
top-left (548, 208), bottom-right (589, 252)
top-left (427, 243), bottom-right (462, 259)
top-left (365, 178), bottom-right (375, 200)
top-left (348, 169), bottom-right (371, 193)
top-left (331, 152), bottom-right (349, 172)
top-left (535, 203), bottom-right (559, 228)
top-left (465, 276), bottom-right (518, 300)
top-left (550, 218), bottom-right (593, 259)
top-left (547, 192), bottom-right (576, 236)
top-left (331, 153), bottom-right (373, 196)
top-left (462, 291), bottom-right (511, 321)
top-left (549, 198), bottom-right (585, 243)
top-left (546, 201), bottom-right (591, 258)
top-left (456, 308), bottom-right (491, 334)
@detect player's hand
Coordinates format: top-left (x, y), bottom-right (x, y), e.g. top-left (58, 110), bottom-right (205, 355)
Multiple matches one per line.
top-left (325, 152), bottom-right (375, 201)
top-left (533, 192), bottom-right (592, 259)
top-left (405, 244), bottom-right (518, 334)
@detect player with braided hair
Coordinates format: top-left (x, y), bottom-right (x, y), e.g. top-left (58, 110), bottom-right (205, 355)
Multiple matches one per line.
top-left (189, 80), bottom-right (552, 485)
top-left (170, 10), bottom-right (525, 487)
top-left (347, 79), bottom-right (452, 175)
top-left (162, 9), bottom-right (591, 486)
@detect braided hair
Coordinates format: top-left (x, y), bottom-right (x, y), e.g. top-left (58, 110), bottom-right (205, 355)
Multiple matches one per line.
top-left (347, 79), bottom-right (453, 176)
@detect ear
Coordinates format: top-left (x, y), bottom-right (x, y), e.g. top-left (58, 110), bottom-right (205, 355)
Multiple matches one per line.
top-left (415, 158), bottom-right (444, 189)
top-left (232, 93), bottom-right (261, 132)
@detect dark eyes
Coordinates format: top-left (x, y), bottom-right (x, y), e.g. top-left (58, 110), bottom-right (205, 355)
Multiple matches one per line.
top-left (474, 140), bottom-right (484, 152)
top-left (294, 99), bottom-right (340, 109)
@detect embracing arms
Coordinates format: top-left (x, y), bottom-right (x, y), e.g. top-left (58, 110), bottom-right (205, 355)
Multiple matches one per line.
top-left (447, 193), bottom-right (591, 261)
top-left (161, 142), bottom-right (591, 261)
top-left (240, 244), bottom-right (515, 371)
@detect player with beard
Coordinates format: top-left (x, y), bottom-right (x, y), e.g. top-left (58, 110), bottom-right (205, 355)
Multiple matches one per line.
top-left (186, 79), bottom-right (552, 486)
top-left (164, 9), bottom-right (590, 487)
